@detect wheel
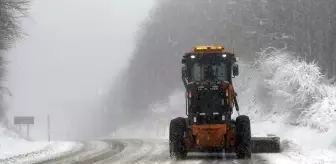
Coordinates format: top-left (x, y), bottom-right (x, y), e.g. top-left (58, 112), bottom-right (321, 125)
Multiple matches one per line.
top-left (235, 115), bottom-right (252, 159)
top-left (169, 117), bottom-right (187, 159)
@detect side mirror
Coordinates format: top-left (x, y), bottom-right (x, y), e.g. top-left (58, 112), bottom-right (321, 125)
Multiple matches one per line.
top-left (182, 67), bottom-right (187, 77)
top-left (232, 64), bottom-right (239, 76)
top-left (182, 58), bottom-right (186, 64)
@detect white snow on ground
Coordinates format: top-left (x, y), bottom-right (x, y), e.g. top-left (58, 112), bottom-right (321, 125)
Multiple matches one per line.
top-left (0, 125), bottom-right (47, 159)
top-left (0, 125), bottom-right (82, 164)
top-left (252, 121), bottom-right (336, 164)
top-left (112, 48), bottom-right (336, 164)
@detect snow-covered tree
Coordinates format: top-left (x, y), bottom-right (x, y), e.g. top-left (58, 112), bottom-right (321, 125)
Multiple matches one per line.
top-left (0, 0), bottom-right (29, 119)
top-left (0, 0), bottom-right (29, 49)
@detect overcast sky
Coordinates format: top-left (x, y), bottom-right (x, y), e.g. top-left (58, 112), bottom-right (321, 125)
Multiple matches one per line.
top-left (5, 0), bottom-right (154, 140)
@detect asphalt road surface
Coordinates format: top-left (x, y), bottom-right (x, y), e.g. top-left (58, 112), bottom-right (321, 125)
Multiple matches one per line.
top-left (33, 139), bottom-right (274, 164)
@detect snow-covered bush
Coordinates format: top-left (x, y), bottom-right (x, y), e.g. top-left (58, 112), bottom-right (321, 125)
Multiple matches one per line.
top-left (252, 48), bottom-right (336, 132)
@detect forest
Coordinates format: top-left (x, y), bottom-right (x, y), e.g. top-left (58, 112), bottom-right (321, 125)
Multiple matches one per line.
top-left (108, 0), bottom-right (336, 125)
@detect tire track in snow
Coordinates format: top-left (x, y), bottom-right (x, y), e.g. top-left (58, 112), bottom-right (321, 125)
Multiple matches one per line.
top-left (95, 139), bottom-right (154, 164)
top-left (97, 139), bottom-right (276, 164)
top-left (33, 140), bottom-right (121, 164)
top-left (29, 139), bottom-right (297, 164)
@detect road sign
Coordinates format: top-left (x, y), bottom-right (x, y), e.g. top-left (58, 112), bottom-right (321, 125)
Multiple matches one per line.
top-left (14, 116), bottom-right (35, 138)
top-left (14, 116), bottom-right (34, 125)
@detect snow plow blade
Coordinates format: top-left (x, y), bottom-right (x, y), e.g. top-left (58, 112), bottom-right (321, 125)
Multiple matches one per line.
top-left (251, 136), bottom-right (281, 153)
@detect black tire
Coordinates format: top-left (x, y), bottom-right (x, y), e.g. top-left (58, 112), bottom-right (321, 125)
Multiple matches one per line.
top-left (169, 117), bottom-right (187, 159)
top-left (235, 115), bottom-right (252, 159)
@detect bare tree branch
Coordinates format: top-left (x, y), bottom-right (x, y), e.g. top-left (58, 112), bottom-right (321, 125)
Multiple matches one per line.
top-left (0, 0), bottom-right (30, 50)
top-left (0, 0), bottom-right (30, 119)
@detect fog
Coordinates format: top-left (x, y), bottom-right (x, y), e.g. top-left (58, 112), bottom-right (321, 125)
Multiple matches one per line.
top-left (5, 0), bottom-right (154, 140)
top-left (107, 0), bottom-right (261, 127)
top-left (106, 0), bottom-right (336, 131)
top-left (5, 0), bottom-right (336, 141)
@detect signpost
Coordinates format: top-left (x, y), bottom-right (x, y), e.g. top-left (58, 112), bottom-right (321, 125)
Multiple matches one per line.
top-left (14, 116), bottom-right (34, 138)
top-left (47, 114), bottom-right (50, 141)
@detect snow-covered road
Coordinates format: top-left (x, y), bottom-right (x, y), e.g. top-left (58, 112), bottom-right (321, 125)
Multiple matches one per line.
top-left (30, 138), bottom-right (295, 164)
top-left (94, 139), bottom-right (292, 164)
top-left (4, 122), bottom-right (335, 164)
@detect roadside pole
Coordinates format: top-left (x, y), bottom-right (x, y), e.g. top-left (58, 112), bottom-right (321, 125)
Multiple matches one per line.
top-left (27, 124), bottom-right (29, 137)
top-left (47, 114), bottom-right (50, 141)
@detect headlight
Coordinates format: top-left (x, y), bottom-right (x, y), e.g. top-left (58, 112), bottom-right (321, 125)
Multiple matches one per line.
top-left (197, 86), bottom-right (204, 90)
top-left (210, 85), bottom-right (219, 90)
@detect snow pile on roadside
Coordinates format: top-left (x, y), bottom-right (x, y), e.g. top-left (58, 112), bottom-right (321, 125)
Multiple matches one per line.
top-left (281, 138), bottom-right (336, 164)
top-left (0, 125), bottom-right (83, 164)
top-left (0, 124), bottom-right (48, 159)
top-left (0, 141), bottom-right (83, 164)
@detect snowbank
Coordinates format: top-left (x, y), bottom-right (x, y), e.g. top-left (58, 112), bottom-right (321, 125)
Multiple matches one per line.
top-left (0, 124), bottom-right (47, 159)
top-left (0, 125), bottom-right (82, 164)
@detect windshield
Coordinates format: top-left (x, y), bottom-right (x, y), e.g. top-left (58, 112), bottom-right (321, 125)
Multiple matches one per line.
top-left (191, 62), bottom-right (228, 81)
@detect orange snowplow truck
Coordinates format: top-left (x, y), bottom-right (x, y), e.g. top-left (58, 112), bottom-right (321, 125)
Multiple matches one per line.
top-left (169, 45), bottom-right (280, 159)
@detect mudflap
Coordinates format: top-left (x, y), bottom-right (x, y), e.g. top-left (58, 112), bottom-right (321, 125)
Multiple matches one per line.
top-left (251, 136), bottom-right (281, 153)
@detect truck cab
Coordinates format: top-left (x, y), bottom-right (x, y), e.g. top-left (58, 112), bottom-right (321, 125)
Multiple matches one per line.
top-left (181, 46), bottom-right (239, 125)
top-left (169, 45), bottom-right (280, 160)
